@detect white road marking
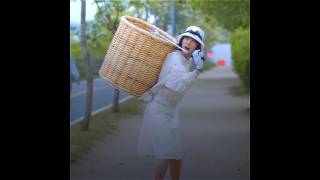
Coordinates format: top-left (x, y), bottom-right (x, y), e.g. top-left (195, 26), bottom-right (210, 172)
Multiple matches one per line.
top-left (70, 86), bottom-right (109, 98)
top-left (70, 96), bottom-right (134, 127)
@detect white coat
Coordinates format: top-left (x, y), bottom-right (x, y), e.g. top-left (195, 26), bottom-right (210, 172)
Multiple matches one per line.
top-left (137, 50), bottom-right (199, 160)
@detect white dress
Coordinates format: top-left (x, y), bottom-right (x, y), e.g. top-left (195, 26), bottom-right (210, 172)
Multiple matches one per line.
top-left (137, 50), bottom-right (199, 160)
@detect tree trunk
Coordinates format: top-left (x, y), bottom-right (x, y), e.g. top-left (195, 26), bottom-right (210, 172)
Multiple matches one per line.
top-left (112, 89), bottom-right (120, 113)
top-left (167, 1), bottom-right (176, 35)
top-left (80, 0), bottom-right (94, 131)
top-left (110, 25), bottom-right (120, 113)
top-left (144, 3), bottom-right (149, 21)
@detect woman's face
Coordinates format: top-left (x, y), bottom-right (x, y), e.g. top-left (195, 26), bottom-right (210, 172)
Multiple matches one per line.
top-left (181, 36), bottom-right (199, 57)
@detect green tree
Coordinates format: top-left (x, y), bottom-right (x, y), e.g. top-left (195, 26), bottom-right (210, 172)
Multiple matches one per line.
top-left (129, 0), bottom-right (150, 20)
top-left (146, 0), bottom-right (170, 31)
top-left (94, 0), bottom-right (130, 113)
top-left (188, 0), bottom-right (249, 32)
top-left (71, 22), bottom-right (112, 81)
top-left (170, 1), bottom-right (229, 50)
top-left (187, 0), bottom-right (250, 88)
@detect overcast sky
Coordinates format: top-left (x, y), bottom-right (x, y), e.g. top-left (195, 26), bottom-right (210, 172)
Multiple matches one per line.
top-left (70, 0), bottom-right (97, 24)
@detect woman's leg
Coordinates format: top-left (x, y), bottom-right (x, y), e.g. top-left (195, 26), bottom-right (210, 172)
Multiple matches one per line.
top-left (154, 159), bottom-right (169, 180)
top-left (169, 160), bottom-right (182, 180)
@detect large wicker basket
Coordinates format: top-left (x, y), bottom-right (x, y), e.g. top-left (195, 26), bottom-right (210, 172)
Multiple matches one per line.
top-left (99, 16), bottom-right (176, 96)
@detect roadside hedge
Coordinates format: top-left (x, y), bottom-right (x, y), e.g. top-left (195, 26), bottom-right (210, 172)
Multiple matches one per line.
top-left (231, 27), bottom-right (250, 91)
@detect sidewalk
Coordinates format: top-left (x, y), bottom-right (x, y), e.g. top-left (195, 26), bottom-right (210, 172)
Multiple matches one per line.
top-left (70, 66), bottom-right (250, 180)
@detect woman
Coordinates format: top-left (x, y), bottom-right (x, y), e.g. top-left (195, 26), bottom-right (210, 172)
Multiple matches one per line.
top-left (137, 26), bottom-right (205, 180)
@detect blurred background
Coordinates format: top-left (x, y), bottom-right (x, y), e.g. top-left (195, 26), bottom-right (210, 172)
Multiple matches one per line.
top-left (70, 0), bottom-right (249, 127)
top-left (70, 0), bottom-right (249, 81)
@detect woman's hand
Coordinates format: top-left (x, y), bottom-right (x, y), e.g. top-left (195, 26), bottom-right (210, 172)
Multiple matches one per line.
top-left (192, 50), bottom-right (204, 70)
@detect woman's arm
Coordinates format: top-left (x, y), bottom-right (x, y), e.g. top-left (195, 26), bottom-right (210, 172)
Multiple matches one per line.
top-left (160, 61), bottom-right (199, 94)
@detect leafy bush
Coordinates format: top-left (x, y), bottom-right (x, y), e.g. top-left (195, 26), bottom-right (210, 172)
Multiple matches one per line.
top-left (231, 27), bottom-right (250, 91)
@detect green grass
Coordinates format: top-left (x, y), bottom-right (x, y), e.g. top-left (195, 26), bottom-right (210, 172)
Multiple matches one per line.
top-left (70, 97), bottom-right (144, 165)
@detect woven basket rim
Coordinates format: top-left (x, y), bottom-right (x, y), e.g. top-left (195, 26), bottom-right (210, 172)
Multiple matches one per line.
top-left (99, 73), bottom-right (142, 97)
top-left (121, 16), bottom-right (176, 48)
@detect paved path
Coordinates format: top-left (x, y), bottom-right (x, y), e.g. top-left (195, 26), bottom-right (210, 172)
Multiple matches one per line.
top-left (70, 66), bottom-right (250, 180)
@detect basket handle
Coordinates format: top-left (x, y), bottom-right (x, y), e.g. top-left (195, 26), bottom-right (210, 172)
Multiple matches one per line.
top-left (149, 28), bottom-right (188, 53)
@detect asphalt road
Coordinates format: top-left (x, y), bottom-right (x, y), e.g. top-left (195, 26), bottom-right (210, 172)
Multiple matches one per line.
top-left (70, 79), bottom-right (131, 123)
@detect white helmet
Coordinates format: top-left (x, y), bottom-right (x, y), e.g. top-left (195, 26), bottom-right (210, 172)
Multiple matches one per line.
top-left (176, 26), bottom-right (205, 51)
